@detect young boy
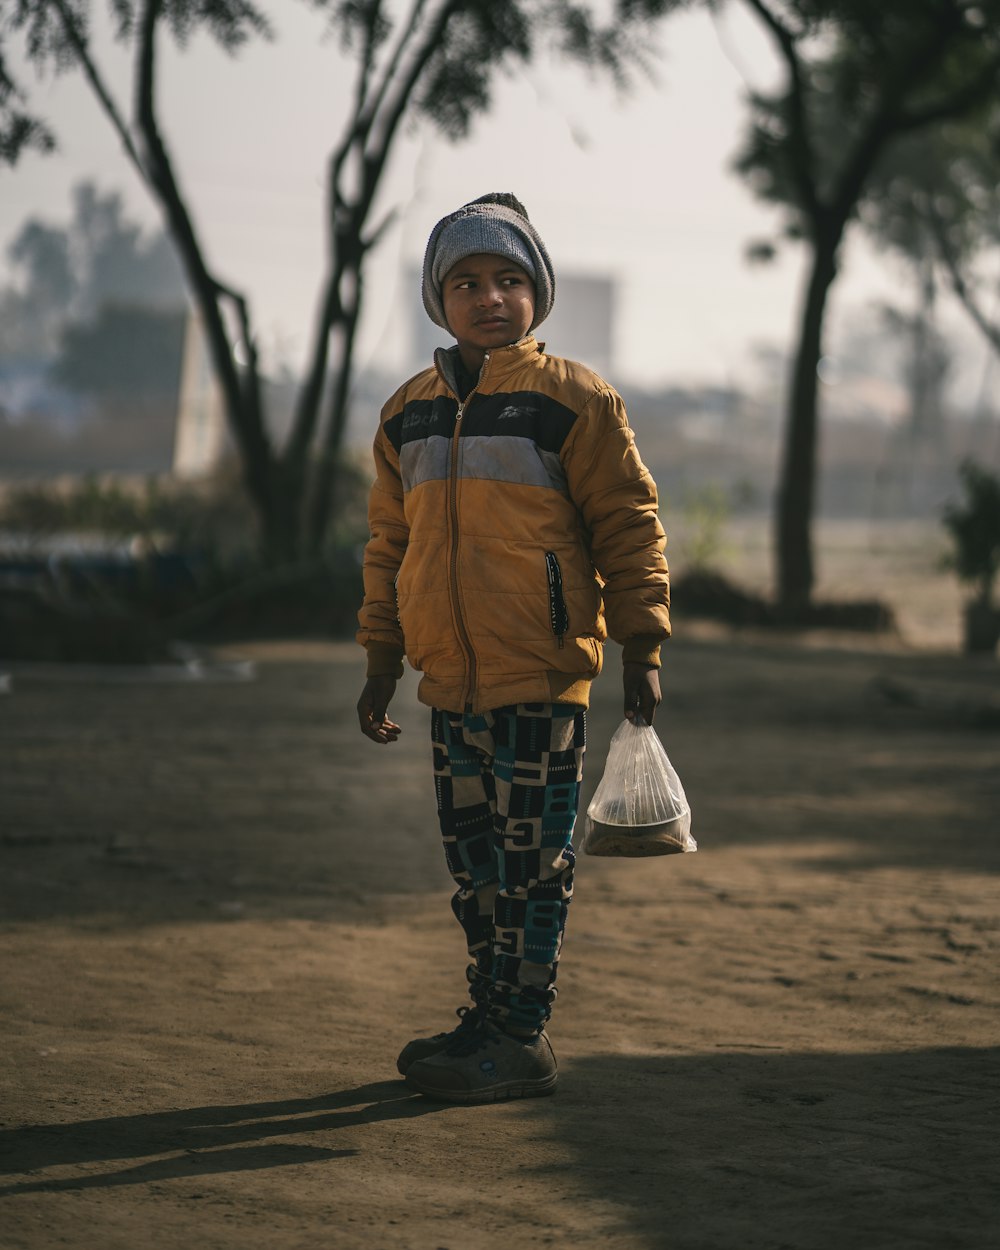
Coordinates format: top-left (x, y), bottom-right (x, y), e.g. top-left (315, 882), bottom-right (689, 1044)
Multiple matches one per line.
top-left (356, 192), bottom-right (670, 1104)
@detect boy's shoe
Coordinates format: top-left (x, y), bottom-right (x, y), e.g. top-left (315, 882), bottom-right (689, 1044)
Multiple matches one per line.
top-left (404, 1022), bottom-right (557, 1104)
top-left (396, 1005), bottom-right (482, 1076)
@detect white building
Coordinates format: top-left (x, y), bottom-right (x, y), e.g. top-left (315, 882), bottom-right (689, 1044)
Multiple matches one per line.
top-left (172, 307), bottom-right (227, 478)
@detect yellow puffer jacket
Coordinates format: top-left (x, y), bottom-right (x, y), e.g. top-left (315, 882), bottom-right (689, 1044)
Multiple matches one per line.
top-left (357, 336), bottom-right (670, 713)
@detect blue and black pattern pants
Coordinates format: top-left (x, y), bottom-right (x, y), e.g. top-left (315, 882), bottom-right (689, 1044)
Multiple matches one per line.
top-left (431, 702), bottom-right (585, 1035)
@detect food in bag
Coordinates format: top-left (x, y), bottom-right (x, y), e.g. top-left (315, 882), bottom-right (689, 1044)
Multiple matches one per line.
top-left (582, 719), bottom-right (695, 857)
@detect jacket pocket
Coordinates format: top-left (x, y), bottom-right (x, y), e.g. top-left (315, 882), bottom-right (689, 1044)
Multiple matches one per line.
top-left (544, 551), bottom-right (569, 648)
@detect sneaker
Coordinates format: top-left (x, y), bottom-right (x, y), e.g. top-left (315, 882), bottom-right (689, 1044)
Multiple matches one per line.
top-left (396, 1005), bottom-right (482, 1076)
top-left (404, 1023), bottom-right (558, 1104)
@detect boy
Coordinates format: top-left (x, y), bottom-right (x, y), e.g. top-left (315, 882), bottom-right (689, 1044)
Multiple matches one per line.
top-left (356, 192), bottom-right (670, 1104)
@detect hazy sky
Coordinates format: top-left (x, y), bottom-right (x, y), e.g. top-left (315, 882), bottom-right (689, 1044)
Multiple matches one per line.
top-left (0, 3), bottom-right (983, 395)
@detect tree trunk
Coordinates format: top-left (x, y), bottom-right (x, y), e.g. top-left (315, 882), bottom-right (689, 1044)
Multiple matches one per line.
top-left (775, 232), bottom-right (840, 616)
top-left (306, 264), bottom-right (363, 554)
top-left (963, 598), bottom-right (1000, 655)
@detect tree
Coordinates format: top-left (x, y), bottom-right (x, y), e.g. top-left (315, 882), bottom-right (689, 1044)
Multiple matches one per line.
top-left (0, 218), bottom-right (73, 358)
top-left (1, 1), bottom-right (651, 563)
top-left (624, 0), bottom-right (1000, 612)
top-left (729, 0), bottom-right (1000, 614)
top-left (0, 179), bottom-right (186, 359)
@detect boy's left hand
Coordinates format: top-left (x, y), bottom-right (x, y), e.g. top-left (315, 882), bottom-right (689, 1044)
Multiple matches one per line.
top-left (623, 662), bottom-right (661, 726)
top-left (357, 675), bottom-right (402, 744)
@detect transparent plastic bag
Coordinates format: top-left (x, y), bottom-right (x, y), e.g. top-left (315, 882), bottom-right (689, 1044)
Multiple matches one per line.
top-left (582, 719), bottom-right (695, 857)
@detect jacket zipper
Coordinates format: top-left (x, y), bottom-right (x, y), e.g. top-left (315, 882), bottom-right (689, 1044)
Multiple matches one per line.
top-left (544, 551), bottom-right (569, 648)
top-left (447, 353), bottom-right (489, 708)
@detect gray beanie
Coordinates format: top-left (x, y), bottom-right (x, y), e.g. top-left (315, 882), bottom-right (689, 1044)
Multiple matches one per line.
top-left (421, 192), bottom-right (555, 333)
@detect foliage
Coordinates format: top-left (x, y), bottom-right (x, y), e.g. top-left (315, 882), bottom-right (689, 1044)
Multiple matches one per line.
top-left (0, 455), bottom-right (371, 553)
top-left (859, 107), bottom-right (1000, 359)
top-left (729, 1), bottom-right (1000, 234)
top-left (0, 469), bottom-right (257, 552)
top-left (942, 459), bottom-right (1000, 607)
top-left (679, 482), bottom-right (733, 572)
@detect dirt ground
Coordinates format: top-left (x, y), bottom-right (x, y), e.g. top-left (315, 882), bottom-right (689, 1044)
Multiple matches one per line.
top-left (2, 548), bottom-right (999, 1248)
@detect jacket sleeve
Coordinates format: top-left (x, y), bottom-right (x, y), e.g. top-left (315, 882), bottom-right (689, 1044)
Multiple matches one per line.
top-left (562, 386), bottom-right (671, 652)
top-left (356, 421), bottom-right (408, 677)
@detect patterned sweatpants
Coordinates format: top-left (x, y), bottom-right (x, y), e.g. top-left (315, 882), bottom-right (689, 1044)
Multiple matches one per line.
top-left (431, 702), bottom-right (586, 1035)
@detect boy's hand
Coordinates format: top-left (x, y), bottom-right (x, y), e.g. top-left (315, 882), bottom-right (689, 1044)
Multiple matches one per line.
top-left (357, 676), bottom-right (401, 744)
top-left (623, 662), bottom-right (661, 727)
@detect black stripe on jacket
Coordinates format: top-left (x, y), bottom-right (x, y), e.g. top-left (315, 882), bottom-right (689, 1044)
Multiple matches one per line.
top-left (384, 390), bottom-right (578, 457)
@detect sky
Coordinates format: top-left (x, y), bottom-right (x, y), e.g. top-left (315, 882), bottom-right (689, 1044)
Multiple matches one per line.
top-left (0, 2), bottom-right (991, 400)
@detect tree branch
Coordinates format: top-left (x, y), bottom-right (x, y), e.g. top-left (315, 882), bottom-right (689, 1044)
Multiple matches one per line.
top-left (326, 0), bottom-right (427, 230)
top-left (740, 0), bottom-right (821, 223)
top-left (289, 0), bottom-right (462, 538)
top-left (305, 283), bottom-right (364, 550)
top-left (283, 273), bottom-right (344, 469)
top-left (284, 0), bottom-right (445, 472)
top-left (362, 205), bottom-right (398, 251)
top-left (49, 0), bottom-right (147, 183)
top-left (134, 0), bottom-right (274, 501)
top-left (354, 0), bottom-right (385, 112)
top-left (214, 276), bottom-right (266, 421)
top-left (357, 0), bottom-right (429, 144)
top-left (927, 201), bottom-right (1000, 355)
top-left (363, 0), bottom-right (463, 186)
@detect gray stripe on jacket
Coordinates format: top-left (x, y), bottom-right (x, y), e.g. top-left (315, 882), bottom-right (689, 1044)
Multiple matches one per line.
top-left (400, 433), bottom-right (569, 497)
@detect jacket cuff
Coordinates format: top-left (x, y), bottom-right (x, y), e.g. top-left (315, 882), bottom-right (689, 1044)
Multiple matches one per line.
top-left (366, 641), bottom-right (405, 679)
top-left (622, 635), bottom-right (663, 668)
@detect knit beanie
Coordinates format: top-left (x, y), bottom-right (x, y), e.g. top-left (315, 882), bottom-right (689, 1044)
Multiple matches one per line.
top-left (421, 192), bottom-right (555, 334)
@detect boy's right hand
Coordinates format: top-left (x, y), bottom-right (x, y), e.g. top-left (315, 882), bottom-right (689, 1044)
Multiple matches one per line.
top-left (357, 676), bottom-right (401, 744)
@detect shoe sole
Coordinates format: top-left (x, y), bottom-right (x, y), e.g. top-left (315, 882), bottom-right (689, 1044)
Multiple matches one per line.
top-left (403, 1070), bottom-right (558, 1104)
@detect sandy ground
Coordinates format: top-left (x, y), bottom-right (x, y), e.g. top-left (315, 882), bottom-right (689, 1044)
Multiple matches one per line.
top-left (2, 558), bottom-right (1000, 1248)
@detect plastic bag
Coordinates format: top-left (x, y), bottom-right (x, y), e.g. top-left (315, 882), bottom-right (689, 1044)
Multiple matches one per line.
top-left (582, 719), bottom-right (695, 857)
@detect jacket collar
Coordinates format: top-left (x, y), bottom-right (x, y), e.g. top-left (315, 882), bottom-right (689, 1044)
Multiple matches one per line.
top-left (434, 336), bottom-right (543, 398)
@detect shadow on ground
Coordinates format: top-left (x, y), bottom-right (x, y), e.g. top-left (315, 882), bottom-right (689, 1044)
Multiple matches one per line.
top-left (3, 1047), bottom-right (996, 1249)
top-left (0, 1080), bottom-right (436, 1195)
top-left (540, 1044), bottom-right (1000, 1250)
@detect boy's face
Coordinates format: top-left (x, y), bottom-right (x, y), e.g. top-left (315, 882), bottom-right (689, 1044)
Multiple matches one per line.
top-left (441, 253), bottom-right (535, 370)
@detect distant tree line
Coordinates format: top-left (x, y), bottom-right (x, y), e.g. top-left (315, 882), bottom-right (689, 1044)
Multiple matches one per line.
top-left (0, 180), bottom-right (187, 394)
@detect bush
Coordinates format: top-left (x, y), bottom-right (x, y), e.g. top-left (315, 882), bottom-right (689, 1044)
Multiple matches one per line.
top-left (0, 465), bottom-right (371, 660)
top-left (0, 467), bottom-right (256, 557)
top-left (941, 460), bottom-right (1000, 655)
top-left (671, 568), bottom-right (896, 634)
top-left (942, 459), bottom-right (1000, 608)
